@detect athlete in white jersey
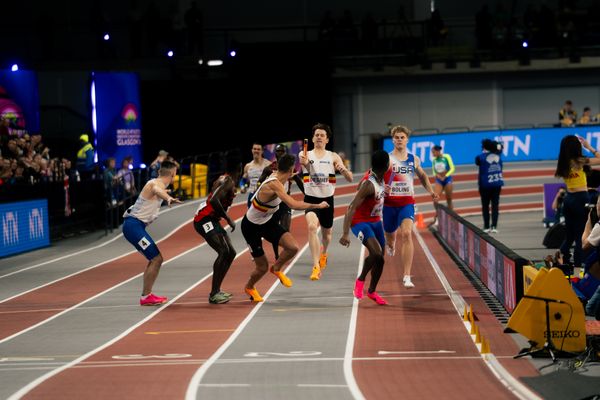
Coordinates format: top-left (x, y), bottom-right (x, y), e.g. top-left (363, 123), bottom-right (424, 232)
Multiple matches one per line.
top-left (242, 142), bottom-right (272, 207)
top-left (242, 154), bottom-right (329, 302)
top-left (122, 161), bottom-right (181, 306)
top-left (299, 123), bottom-right (353, 281)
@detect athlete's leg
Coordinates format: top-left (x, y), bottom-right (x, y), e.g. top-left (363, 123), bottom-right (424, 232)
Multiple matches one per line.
top-left (444, 182), bottom-right (454, 210)
top-left (205, 233), bottom-right (236, 296)
top-left (360, 237), bottom-right (385, 293)
top-left (271, 232), bottom-right (299, 271)
top-left (246, 255), bottom-right (269, 289)
top-left (305, 211), bottom-right (321, 267)
top-left (142, 253), bottom-right (163, 296)
top-left (398, 218), bottom-right (414, 277)
top-left (321, 226), bottom-right (332, 254)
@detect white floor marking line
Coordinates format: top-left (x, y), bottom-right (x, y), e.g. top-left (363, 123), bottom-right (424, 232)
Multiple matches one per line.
top-left (378, 350), bottom-right (455, 355)
top-left (7, 246), bottom-right (250, 400)
top-left (0, 241), bottom-right (210, 346)
top-left (343, 245), bottom-right (367, 400)
top-left (0, 199), bottom-right (205, 281)
top-left (0, 216), bottom-right (197, 303)
top-left (0, 208), bottom-right (252, 304)
top-left (0, 196), bottom-right (245, 282)
top-left (414, 229), bottom-right (542, 400)
top-left (184, 240), bottom-right (311, 400)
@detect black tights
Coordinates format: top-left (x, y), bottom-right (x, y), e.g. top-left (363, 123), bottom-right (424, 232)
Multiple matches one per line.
top-left (205, 233), bottom-right (236, 296)
top-left (358, 238), bottom-right (385, 293)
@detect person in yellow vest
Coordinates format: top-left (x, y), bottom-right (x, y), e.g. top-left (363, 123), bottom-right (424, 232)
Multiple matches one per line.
top-left (559, 100), bottom-right (577, 126)
top-left (76, 133), bottom-right (95, 176)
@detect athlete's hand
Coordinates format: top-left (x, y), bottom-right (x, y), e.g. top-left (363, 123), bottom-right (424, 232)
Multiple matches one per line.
top-left (317, 201), bottom-right (329, 209)
top-left (227, 218), bottom-right (236, 232)
top-left (299, 153), bottom-right (309, 167)
top-left (431, 192), bottom-right (439, 203)
top-left (339, 234), bottom-right (351, 247)
top-left (167, 197), bottom-right (182, 207)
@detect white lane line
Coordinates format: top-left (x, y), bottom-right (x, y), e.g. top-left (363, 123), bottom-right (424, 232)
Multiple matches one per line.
top-left (0, 240), bottom-right (211, 346)
top-left (185, 242), bottom-right (311, 400)
top-left (0, 201), bottom-right (254, 304)
top-left (0, 216), bottom-right (195, 303)
top-left (6, 246), bottom-right (249, 400)
top-left (414, 229), bottom-right (542, 400)
top-left (343, 245), bottom-right (366, 400)
top-left (0, 199), bottom-right (204, 281)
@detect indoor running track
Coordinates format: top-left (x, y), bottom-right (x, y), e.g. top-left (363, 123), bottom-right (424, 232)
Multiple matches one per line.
top-left (0, 174), bottom-right (545, 399)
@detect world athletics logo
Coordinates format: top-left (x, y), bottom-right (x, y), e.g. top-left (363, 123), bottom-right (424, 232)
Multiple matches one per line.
top-left (121, 103), bottom-right (138, 124)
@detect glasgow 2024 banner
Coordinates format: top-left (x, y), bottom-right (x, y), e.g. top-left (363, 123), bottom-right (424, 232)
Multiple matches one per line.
top-left (92, 72), bottom-right (143, 167)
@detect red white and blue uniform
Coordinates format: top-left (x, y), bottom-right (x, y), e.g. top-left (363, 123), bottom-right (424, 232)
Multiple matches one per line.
top-left (351, 173), bottom-right (385, 248)
top-left (383, 152), bottom-right (416, 232)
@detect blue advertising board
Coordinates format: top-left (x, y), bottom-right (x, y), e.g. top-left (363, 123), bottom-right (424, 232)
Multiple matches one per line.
top-left (0, 200), bottom-right (49, 258)
top-left (0, 70), bottom-right (40, 134)
top-left (92, 72), bottom-right (143, 167)
top-left (383, 126), bottom-right (600, 168)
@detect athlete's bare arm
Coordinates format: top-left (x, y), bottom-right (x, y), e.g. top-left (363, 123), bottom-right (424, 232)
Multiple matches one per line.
top-left (150, 181), bottom-right (181, 207)
top-left (265, 179), bottom-right (328, 211)
top-left (340, 180), bottom-right (373, 247)
top-left (414, 156), bottom-right (438, 202)
top-left (210, 177), bottom-right (236, 231)
top-left (333, 152), bottom-right (353, 182)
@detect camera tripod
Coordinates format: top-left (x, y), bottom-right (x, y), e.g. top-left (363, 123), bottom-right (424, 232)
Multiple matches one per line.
top-left (513, 294), bottom-right (566, 362)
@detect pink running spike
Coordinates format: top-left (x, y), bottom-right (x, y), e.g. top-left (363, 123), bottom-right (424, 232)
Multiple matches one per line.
top-left (354, 279), bottom-right (365, 299)
top-left (367, 291), bottom-right (388, 305)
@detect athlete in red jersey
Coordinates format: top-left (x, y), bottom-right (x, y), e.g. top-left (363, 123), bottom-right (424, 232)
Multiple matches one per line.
top-left (340, 150), bottom-right (389, 305)
top-left (193, 157), bottom-right (241, 304)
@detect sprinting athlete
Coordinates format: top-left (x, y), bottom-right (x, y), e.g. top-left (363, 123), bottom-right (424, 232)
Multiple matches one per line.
top-left (122, 161), bottom-right (181, 306)
top-left (299, 123), bottom-right (353, 281)
top-left (193, 157), bottom-right (241, 304)
top-left (242, 143), bottom-right (271, 207)
top-left (383, 125), bottom-right (438, 288)
top-left (243, 154), bottom-right (329, 302)
top-left (431, 144), bottom-right (455, 210)
top-left (257, 143), bottom-right (305, 259)
top-left (340, 150), bottom-right (389, 305)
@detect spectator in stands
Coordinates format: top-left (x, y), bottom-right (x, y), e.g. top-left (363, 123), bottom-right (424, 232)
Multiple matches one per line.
top-left (580, 197), bottom-right (600, 320)
top-left (555, 135), bottom-right (600, 270)
top-left (76, 133), bottom-right (95, 176)
top-left (117, 155), bottom-right (136, 197)
top-left (579, 107), bottom-right (598, 125)
top-left (476, 139), bottom-right (504, 233)
top-left (559, 100), bottom-right (577, 126)
top-left (103, 157), bottom-right (119, 204)
top-left (149, 149), bottom-right (169, 179)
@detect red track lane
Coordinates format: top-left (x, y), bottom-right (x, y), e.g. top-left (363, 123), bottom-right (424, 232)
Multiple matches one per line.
top-left (24, 208), bottom-right (347, 399)
top-left (352, 229), bottom-right (539, 399)
top-left (0, 203), bottom-right (248, 341)
top-left (418, 230), bottom-right (540, 380)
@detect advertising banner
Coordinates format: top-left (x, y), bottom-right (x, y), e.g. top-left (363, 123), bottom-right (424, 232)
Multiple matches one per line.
top-left (0, 200), bottom-right (49, 258)
top-left (0, 70), bottom-right (40, 135)
top-left (93, 72), bottom-right (143, 167)
top-left (437, 206), bottom-right (519, 313)
top-left (383, 126), bottom-right (600, 168)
